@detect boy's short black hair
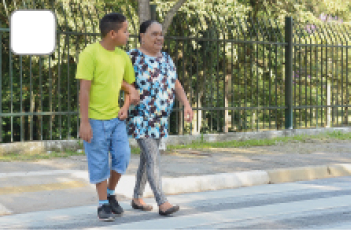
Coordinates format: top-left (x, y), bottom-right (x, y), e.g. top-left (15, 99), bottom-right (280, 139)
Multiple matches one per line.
top-left (100, 13), bottom-right (127, 38)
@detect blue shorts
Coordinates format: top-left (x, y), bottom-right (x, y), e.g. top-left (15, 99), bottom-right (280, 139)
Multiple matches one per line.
top-left (83, 117), bottom-right (131, 184)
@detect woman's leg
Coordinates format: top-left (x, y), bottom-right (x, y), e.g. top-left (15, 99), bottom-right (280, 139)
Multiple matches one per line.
top-left (133, 143), bottom-right (148, 200)
top-left (137, 138), bottom-right (168, 206)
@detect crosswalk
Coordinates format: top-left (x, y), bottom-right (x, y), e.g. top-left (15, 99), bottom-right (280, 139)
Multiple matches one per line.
top-left (1, 176), bottom-right (351, 229)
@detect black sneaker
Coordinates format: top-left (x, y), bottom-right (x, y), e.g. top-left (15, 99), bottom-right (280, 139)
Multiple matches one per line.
top-left (97, 204), bottom-right (115, 222)
top-left (108, 195), bottom-right (124, 215)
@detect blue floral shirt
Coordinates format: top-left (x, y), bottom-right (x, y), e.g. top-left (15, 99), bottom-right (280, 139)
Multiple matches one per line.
top-left (127, 49), bottom-right (177, 139)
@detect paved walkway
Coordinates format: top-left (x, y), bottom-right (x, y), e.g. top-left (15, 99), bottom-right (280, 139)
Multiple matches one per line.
top-left (1, 140), bottom-right (351, 177)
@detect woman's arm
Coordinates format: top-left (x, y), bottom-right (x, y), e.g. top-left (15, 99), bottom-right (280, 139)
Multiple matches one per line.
top-left (174, 79), bottom-right (193, 122)
top-left (122, 81), bottom-right (139, 105)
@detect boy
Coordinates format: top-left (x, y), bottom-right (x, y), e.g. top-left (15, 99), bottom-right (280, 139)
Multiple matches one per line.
top-left (76, 13), bottom-right (139, 221)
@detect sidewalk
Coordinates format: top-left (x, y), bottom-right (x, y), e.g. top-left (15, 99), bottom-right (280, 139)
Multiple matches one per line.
top-left (1, 140), bottom-right (351, 215)
top-left (1, 140), bottom-right (351, 197)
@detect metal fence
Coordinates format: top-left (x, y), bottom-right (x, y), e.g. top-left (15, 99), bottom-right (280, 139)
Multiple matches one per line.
top-left (0, 1), bottom-right (350, 143)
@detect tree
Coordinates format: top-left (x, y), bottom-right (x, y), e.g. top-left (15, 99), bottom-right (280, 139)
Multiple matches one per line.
top-left (138, 0), bottom-right (187, 35)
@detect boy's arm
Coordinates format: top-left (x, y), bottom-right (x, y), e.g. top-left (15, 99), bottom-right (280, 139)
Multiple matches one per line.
top-left (118, 93), bottom-right (130, 120)
top-left (79, 80), bottom-right (93, 142)
top-left (122, 81), bottom-right (139, 105)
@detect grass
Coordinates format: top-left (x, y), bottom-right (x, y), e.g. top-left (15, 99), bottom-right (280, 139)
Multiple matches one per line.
top-left (167, 131), bottom-right (351, 151)
top-left (1, 131), bottom-right (350, 161)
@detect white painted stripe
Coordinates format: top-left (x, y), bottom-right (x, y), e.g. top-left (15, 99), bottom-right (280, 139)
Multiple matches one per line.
top-left (0, 170), bottom-right (83, 178)
top-left (0, 169), bottom-right (343, 200)
top-left (0, 187), bottom-right (351, 229)
top-left (300, 221), bottom-right (351, 229)
top-left (84, 195), bottom-right (351, 229)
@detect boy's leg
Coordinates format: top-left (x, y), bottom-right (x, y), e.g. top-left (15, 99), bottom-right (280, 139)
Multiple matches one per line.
top-left (84, 119), bottom-right (115, 221)
top-left (109, 117), bottom-right (131, 214)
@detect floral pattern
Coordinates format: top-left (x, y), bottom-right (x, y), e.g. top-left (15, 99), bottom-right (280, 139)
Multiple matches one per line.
top-left (127, 49), bottom-right (177, 139)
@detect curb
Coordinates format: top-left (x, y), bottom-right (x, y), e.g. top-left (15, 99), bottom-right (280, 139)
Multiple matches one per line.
top-left (0, 204), bottom-right (12, 216)
top-left (115, 163), bottom-right (351, 198)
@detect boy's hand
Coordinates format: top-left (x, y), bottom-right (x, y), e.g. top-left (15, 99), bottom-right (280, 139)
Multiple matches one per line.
top-left (118, 107), bottom-right (128, 120)
top-left (79, 122), bottom-right (93, 143)
top-left (184, 105), bottom-right (193, 123)
top-left (129, 88), bottom-right (140, 105)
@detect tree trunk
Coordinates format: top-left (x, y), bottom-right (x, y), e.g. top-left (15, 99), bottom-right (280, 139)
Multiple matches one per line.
top-left (138, 0), bottom-right (187, 34)
top-left (162, 0), bottom-right (187, 35)
top-left (138, 0), bottom-right (151, 24)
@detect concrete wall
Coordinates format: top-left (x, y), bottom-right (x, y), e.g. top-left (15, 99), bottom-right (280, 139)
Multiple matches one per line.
top-left (1, 127), bottom-right (351, 155)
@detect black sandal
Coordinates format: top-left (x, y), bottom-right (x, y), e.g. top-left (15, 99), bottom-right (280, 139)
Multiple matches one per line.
top-left (131, 200), bottom-right (153, 211)
top-left (159, 205), bottom-right (180, 216)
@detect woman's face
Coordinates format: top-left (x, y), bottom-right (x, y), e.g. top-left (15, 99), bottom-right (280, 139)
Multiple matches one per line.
top-left (141, 22), bottom-right (164, 53)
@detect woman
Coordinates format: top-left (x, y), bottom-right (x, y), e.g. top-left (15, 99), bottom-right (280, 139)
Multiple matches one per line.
top-left (126, 20), bottom-right (193, 216)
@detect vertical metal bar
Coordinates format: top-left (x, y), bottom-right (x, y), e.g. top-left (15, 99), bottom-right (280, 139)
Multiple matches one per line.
top-left (20, 55), bottom-right (23, 141)
top-left (10, 36), bottom-right (14, 142)
top-left (315, 33), bottom-right (319, 127)
top-left (39, 57), bottom-right (43, 140)
top-left (340, 25), bottom-right (348, 126)
top-left (293, 23), bottom-right (298, 128)
top-left (49, 56), bottom-right (53, 140)
top-left (346, 33), bottom-right (349, 126)
top-left (0, 23), bottom-right (2, 142)
top-left (338, 27), bottom-right (348, 125)
top-left (304, 29), bottom-right (308, 128)
top-left (216, 17), bottom-right (220, 132)
top-left (208, 18), bottom-right (214, 132)
top-left (222, 17), bottom-right (227, 132)
top-left (258, 19), bottom-right (266, 130)
top-left (243, 18), bottom-right (249, 131)
top-left (247, 19), bottom-right (254, 130)
top-left (309, 32), bottom-right (313, 127)
top-left (298, 25), bottom-right (302, 128)
top-left (253, 18), bottom-right (258, 131)
top-left (182, 27), bottom-right (186, 134)
top-left (29, 56), bottom-right (33, 140)
top-left (318, 28), bottom-right (324, 128)
top-left (276, 40), bottom-right (280, 129)
top-left (175, 37), bottom-right (179, 134)
top-left (285, 17), bottom-right (293, 129)
top-left (237, 17), bottom-right (244, 130)
top-left (264, 19), bottom-right (273, 129)
top-left (195, 14), bottom-right (200, 133)
top-left (78, 3), bottom-right (86, 138)
top-left (272, 20), bottom-right (279, 129)
top-left (230, 20), bottom-right (235, 130)
top-left (150, 4), bottom-right (157, 21)
top-left (67, 35), bottom-right (71, 139)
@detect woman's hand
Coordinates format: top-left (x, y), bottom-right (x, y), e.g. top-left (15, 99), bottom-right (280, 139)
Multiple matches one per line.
top-left (129, 87), bottom-right (140, 105)
top-left (184, 105), bottom-right (193, 123)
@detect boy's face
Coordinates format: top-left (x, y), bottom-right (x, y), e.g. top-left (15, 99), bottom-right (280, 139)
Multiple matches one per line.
top-left (111, 21), bottom-right (129, 46)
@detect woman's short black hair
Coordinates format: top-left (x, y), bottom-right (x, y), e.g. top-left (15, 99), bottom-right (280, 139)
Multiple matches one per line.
top-left (139, 20), bottom-right (159, 43)
top-left (100, 13), bottom-right (126, 38)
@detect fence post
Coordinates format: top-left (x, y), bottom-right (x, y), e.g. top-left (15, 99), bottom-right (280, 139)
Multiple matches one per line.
top-left (285, 17), bottom-right (293, 129)
top-left (150, 4), bottom-right (157, 21)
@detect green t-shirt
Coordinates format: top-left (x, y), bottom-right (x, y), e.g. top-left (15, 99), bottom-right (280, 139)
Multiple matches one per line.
top-left (75, 42), bottom-right (135, 120)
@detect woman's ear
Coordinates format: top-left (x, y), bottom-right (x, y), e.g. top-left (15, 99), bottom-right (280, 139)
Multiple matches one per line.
top-left (140, 33), bottom-right (145, 44)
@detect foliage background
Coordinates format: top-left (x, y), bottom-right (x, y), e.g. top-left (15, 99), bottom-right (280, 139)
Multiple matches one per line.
top-left (0, 0), bottom-right (350, 142)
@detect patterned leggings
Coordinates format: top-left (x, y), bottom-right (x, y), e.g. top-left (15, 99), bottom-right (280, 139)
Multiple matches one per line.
top-left (133, 138), bottom-right (167, 206)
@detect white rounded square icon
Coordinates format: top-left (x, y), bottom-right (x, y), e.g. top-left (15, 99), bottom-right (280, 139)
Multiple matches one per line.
top-left (11, 10), bottom-right (56, 55)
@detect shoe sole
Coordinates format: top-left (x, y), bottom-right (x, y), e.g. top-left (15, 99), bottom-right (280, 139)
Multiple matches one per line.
top-left (98, 216), bottom-right (115, 222)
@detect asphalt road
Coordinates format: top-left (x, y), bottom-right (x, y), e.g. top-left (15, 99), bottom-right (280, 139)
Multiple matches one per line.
top-left (2, 176), bottom-right (351, 229)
